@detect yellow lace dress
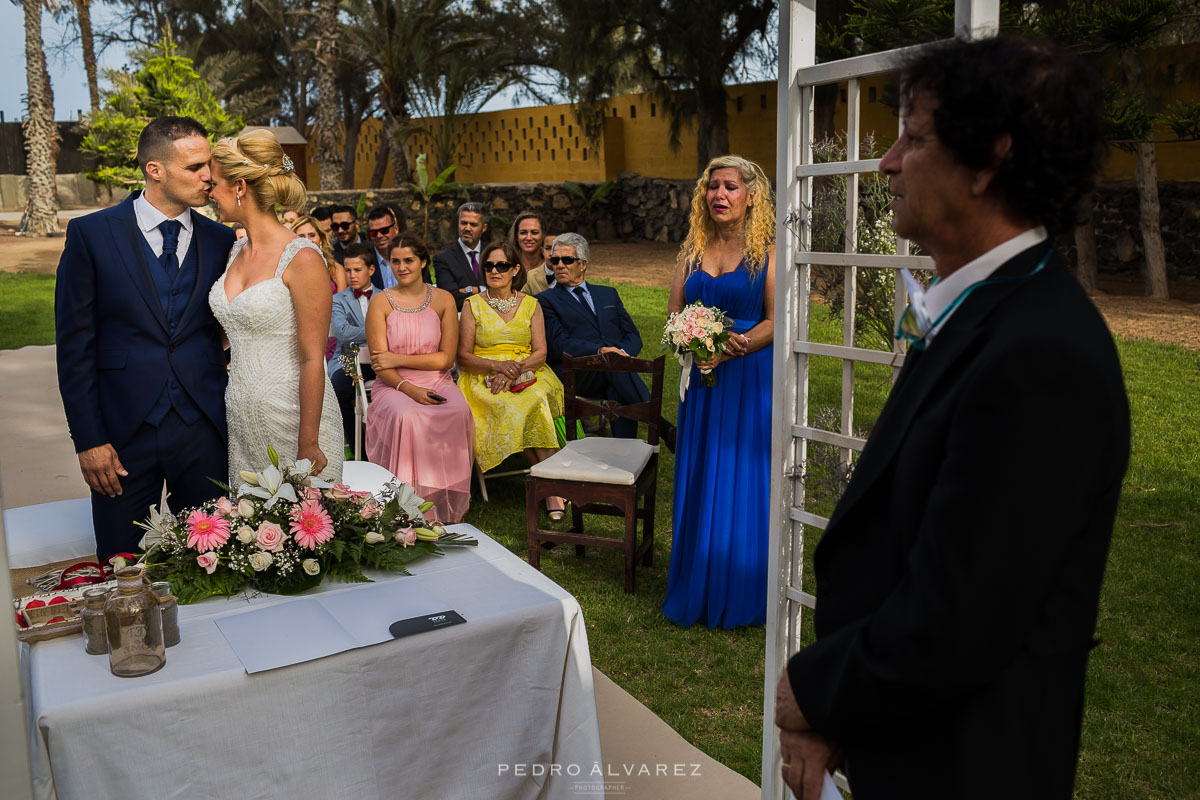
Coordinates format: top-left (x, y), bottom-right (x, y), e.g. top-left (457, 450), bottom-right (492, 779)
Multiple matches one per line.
top-left (461, 294), bottom-right (564, 471)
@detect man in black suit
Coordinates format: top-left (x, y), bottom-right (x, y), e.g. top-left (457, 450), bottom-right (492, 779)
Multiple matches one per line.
top-left (537, 232), bottom-right (649, 439)
top-left (432, 201), bottom-right (488, 310)
top-left (54, 116), bottom-right (236, 561)
top-left (773, 36), bottom-right (1130, 799)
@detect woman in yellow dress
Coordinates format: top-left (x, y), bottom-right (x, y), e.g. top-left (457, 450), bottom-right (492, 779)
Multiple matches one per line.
top-left (458, 240), bottom-right (567, 518)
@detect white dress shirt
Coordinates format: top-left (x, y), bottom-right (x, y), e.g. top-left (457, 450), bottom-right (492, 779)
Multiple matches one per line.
top-left (134, 192), bottom-right (194, 263)
top-left (914, 227), bottom-right (1048, 345)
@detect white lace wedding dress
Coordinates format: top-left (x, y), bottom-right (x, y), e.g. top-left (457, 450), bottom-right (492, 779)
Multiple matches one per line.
top-left (209, 237), bottom-right (344, 489)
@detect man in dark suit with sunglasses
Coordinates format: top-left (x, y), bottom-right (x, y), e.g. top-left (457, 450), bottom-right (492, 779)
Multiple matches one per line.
top-left (537, 232), bottom-right (649, 439)
top-left (773, 36), bottom-right (1130, 800)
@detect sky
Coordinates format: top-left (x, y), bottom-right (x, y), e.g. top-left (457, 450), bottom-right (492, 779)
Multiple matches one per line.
top-left (0, 3), bottom-right (132, 122)
top-left (0, 2), bottom-right (536, 124)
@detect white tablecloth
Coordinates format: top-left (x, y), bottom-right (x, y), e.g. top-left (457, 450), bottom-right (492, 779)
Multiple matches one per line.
top-left (21, 525), bottom-right (603, 800)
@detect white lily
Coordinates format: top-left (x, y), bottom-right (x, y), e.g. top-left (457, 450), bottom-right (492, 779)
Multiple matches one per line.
top-left (391, 482), bottom-right (427, 521)
top-left (136, 499), bottom-right (174, 551)
top-left (238, 464), bottom-right (299, 508)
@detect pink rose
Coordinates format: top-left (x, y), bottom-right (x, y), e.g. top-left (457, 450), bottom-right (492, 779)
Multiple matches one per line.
top-left (360, 502), bottom-right (380, 519)
top-left (196, 552), bottom-right (219, 574)
top-left (394, 527), bottom-right (417, 548)
top-left (326, 483), bottom-right (354, 502)
top-left (255, 522), bottom-right (286, 553)
top-left (215, 496), bottom-right (235, 517)
top-left (302, 486), bottom-right (322, 502)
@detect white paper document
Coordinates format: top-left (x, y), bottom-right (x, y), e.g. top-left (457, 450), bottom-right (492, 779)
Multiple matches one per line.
top-left (215, 580), bottom-right (446, 673)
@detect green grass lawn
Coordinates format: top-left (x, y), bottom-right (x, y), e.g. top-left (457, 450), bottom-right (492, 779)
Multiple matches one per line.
top-left (0, 272), bottom-right (56, 349)
top-left (3, 270), bottom-right (1196, 796)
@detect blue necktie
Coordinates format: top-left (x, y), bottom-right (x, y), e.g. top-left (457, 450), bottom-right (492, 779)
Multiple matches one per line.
top-left (159, 220), bottom-right (182, 279)
top-left (572, 285), bottom-right (595, 318)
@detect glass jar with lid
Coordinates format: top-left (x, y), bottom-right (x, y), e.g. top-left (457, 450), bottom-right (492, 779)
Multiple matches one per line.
top-left (103, 565), bottom-right (165, 677)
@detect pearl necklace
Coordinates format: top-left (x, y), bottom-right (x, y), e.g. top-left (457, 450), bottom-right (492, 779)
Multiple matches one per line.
top-left (485, 290), bottom-right (520, 314)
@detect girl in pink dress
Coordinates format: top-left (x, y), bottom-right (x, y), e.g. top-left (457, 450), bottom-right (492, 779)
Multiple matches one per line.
top-left (365, 235), bottom-right (474, 522)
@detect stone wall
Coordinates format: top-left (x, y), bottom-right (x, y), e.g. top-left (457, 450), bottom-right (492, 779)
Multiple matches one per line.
top-left (307, 175), bottom-right (1200, 280)
top-left (1078, 182), bottom-right (1200, 280)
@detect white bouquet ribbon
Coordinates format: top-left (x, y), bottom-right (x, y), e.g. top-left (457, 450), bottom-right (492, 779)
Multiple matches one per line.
top-left (678, 352), bottom-right (692, 402)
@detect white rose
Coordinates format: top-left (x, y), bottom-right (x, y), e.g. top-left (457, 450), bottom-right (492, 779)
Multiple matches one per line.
top-left (248, 551), bottom-right (274, 572)
top-left (236, 525), bottom-right (255, 544)
top-left (364, 531), bottom-right (385, 544)
top-left (302, 559), bottom-right (320, 576)
top-left (237, 499), bottom-right (256, 518)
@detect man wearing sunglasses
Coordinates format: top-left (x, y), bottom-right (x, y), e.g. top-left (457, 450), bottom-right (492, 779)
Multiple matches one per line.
top-left (774, 36), bottom-right (1130, 800)
top-left (365, 205), bottom-right (417, 289)
top-left (329, 205), bottom-right (367, 266)
top-left (537, 232), bottom-right (649, 439)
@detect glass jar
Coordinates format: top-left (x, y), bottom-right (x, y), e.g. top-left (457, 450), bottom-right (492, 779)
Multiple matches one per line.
top-left (104, 565), bottom-right (165, 677)
top-left (81, 586), bottom-right (110, 655)
top-left (151, 581), bottom-right (180, 648)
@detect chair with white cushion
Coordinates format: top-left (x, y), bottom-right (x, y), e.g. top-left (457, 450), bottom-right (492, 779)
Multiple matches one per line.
top-left (525, 352), bottom-right (665, 593)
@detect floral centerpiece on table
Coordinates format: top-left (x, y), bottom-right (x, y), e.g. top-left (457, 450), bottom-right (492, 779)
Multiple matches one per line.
top-left (662, 301), bottom-right (732, 390)
top-left (137, 447), bottom-right (476, 604)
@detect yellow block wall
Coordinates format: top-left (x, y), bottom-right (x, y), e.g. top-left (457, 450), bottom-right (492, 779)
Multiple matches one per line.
top-left (309, 47), bottom-right (1200, 189)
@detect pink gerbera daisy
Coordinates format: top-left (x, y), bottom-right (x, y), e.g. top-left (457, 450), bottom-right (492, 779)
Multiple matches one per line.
top-left (186, 509), bottom-right (231, 552)
top-left (290, 499), bottom-right (335, 549)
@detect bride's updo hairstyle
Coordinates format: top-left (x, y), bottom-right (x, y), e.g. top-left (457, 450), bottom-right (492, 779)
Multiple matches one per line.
top-left (210, 129), bottom-right (308, 214)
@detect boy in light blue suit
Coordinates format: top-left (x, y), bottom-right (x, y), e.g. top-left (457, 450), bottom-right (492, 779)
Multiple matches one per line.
top-left (329, 243), bottom-right (378, 450)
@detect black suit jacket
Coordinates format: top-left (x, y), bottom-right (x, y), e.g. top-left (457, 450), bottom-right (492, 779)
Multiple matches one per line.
top-left (786, 244), bottom-right (1130, 799)
top-left (432, 242), bottom-right (478, 310)
top-left (54, 193), bottom-right (236, 451)
top-left (537, 282), bottom-right (643, 365)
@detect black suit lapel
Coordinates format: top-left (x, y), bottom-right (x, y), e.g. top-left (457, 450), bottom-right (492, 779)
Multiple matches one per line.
top-left (109, 208), bottom-right (168, 331)
top-left (827, 243), bottom-right (1055, 528)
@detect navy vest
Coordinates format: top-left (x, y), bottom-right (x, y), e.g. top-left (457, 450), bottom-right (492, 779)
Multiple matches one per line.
top-left (141, 231), bottom-right (203, 426)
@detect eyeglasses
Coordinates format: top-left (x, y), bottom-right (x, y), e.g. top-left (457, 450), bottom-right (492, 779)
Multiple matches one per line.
top-left (330, 221), bottom-right (355, 232)
top-left (368, 224), bottom-right (395, 238)
top-left (482, 261), bottom-right (515, 272)
top-left (548, 256), bottom-right (579, 266)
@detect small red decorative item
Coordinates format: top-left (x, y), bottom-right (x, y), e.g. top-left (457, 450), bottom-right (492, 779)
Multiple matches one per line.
top-left (48, 596), bottom-right (68, 605)
top-left (24, 599), bottom-right (45, 609)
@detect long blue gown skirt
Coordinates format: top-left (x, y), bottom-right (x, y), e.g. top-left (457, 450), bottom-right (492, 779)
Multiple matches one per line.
top-left (662, 261), bottom-right (772, 629)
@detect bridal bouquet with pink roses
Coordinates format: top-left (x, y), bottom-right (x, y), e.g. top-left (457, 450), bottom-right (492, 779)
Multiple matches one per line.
top-left (137, 447), bottom-right (476, 603)
top-left (662, 301), bottom-right (732, 390)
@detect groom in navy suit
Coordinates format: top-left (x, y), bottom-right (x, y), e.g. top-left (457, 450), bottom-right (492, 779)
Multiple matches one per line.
top-left (537, 232), bottom-right (649, 439)
top-left (55, 116), bottom-right (235, 562)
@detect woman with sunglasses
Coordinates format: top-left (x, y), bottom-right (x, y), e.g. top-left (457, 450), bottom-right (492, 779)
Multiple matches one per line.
top-left (508, 210), bottom-right (550, 293)
top-left (364, 234), bottom-right (474, 523)
top-left (457, 240), bottom-right (567, 519)
top-left (661, 155), bottom-right (776, 630)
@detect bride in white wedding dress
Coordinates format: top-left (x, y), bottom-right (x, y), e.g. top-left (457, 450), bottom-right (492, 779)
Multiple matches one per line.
top-left (206, 129), bottom-right (343, 488)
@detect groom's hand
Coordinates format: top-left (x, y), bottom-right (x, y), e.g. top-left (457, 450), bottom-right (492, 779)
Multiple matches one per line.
top-left (78, 444), bottom-right (128, 497)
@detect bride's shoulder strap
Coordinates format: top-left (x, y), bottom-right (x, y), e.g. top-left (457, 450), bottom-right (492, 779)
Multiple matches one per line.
top-left (275, 237), bottom-right (324, 279)
top-left (226, 235), bottom-right (249, 269)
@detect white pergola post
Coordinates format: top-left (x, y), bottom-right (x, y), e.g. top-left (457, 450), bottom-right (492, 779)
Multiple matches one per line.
top-left (763, 3), bottom-right (1000, 798)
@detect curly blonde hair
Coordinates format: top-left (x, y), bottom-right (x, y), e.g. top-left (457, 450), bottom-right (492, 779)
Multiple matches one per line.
top-left (677, 155), bottom-right (775, 276)
top-left (210, 129), bottom-right (307, 214)
top-left (289, 216), bottom-right (337, 280)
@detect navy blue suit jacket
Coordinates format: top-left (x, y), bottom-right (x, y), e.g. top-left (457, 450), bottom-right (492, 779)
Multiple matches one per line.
top-left (55, 193), bottom-right (236, 452)
top-left (537, 282), bottom-right (642, 366)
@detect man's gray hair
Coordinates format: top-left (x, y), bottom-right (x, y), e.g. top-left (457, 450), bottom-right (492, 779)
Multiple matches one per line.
top-left (552, 232), bottom-right (589, 262)
top-left (458, 201), bottom-right (486, 219)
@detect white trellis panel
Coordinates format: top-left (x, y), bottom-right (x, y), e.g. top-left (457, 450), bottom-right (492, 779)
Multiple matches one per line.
top-left (762, 3), bottom-right (999, 798)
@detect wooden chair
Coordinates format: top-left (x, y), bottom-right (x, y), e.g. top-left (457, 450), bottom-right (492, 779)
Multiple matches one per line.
top-left (526, 352), bottom-right (665, 593)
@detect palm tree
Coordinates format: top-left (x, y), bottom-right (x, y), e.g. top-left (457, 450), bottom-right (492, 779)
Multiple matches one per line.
top-left (18, 0), bottom-right (60, 237)
top-left (71, 0), bottom-right (99, 111)
top-left (312, 0), bottom-right (344, 190)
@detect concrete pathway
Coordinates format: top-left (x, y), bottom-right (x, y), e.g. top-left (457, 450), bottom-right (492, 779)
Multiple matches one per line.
top-left (0, 344), bottom-right (761, 800)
